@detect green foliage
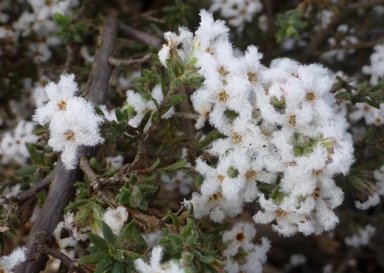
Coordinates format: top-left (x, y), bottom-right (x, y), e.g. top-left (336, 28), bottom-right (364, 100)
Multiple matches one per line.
top-left (78, 220), bottom-right (146, 272)
top-left (276, 10), bottom-right (307, 42)
top-left (53, 13), bottom-right (88, 43)
top-left (158, 215), bottom-right (227, 272)
top-left (116, 175), bottom-right (158, 211)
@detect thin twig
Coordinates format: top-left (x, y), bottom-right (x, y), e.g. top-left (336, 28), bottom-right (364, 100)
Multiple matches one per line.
top-left (334, 248), bottom-right (359, 273)
top-left (109, 53), bottom-right (152, 66)
top-left (36, 244), bottom-right (88, 273)
top-left (317, 37), bottom-right (384, 55)
top-left (119, 23), bottom-right (162, 49)
top-left (13, 172), bottom-right (53, 206)
top-left (79, 156), bottom-right (99, 189)
top-left (173, 112), bottom-right (200, 120)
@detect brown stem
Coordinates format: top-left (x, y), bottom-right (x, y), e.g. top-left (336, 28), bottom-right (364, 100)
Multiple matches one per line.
top-left (15, 16), bottom-right (119, 273)
top-left (36, 244), bottom-right (88, 273)
top-left (109, 53), bottom-right (152, 66)
top-left (79, 156), bottom-right (99, 189)
top-left (119, 23), bottom-right (162, 49)
top-left (14, 172), bottom-right (54, 206)
top-left (316, 37), bottom-right (384, 55)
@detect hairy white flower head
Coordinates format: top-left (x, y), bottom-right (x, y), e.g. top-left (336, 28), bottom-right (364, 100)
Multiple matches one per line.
top-left (103, 206), bottom-right (129, 235)
top-left (0, 247), bottom-right (27, 273)
top-left (0, 121), bottom-right (38, 165)
top-left (135, 246), bottom-right (185, 273)
top-left (33, 74), bottom-right (104, 169)
top-left (222, 222), bottom-right (270, 273)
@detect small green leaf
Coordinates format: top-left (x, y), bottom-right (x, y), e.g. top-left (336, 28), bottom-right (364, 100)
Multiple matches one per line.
top-left (78, 251), bottom-right (105, 265)
top-left (150, 158), bottom-right (161, 169)
top-left (160, 94), bottom-right (186, 116)
top-left (95, 256), bottom-right (114, 273)
top-left (112, 260), bottom-right (125, 273)
top-left (88, 233), bottom-right (108, 253)
top-left (170, 158), bottom-right (188, 170)
top-left (180, 218), bottom-right (194, 239)
top-left (139, 111), bottom-right (152, 132)
top-left (167, 210), bottom-right (180, 229)
top-left (26, 143), bottom-right (44, 165)
top-left (195, 130), bottom-right (225, 149)
top-left (15, 165), bottom-right (37, 176)
top-left (101, 221), bottom-right (116, 245)
top-left (115, 220), bottom-right (147, 253)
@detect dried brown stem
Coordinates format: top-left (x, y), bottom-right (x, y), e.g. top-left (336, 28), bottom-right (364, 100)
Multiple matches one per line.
top-left (14, 172), bottom-right (53, 206)
top-left (36, 244), bottom-right (88, 273)
top-left (119, 23), bottom-right (162, 49)
top-left (109, 53), bottom-right (152, 66)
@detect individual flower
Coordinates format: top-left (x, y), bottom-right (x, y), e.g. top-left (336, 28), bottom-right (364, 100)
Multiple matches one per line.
top-left (103, 206), bottom-right (129, 235)
top-left (362, 43), bottom-right (384, 85)
top-left (0, 247), bottom-right (27, 273)
top-left (135, 246), bottom-right (185, 273)
top-left (126, 84), bottom-right (174, 132)
top-left (106, 155), bottom-right (124, 170)
top-left (349, 102), bottom-right (384, 126)
top-left (344, 225), bottom-right (375, 247)
top-left (209, 0), bottom-right (263, 32)
top-left (161, 169), bottom-right (194, 195)
top-left (53, 212), bottom-right (90, 258)
top-left (222, 222), bottom-right (270, 273)
top-left (0, 121), bottom-right (38, 165)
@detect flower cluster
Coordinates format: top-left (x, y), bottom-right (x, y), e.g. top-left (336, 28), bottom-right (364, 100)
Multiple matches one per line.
top-left (362, 42), bottom-right (384, 85)
top-left (33, 74), bottom-right (104, 169)
top-left (209, 0), bottom-right (263, 32)
top-left (222, 222), bottom-right (270, 273)
top-left (4, 0), bottom-right (79, 63)
top-left (160, 11), bottom-right (354, 236)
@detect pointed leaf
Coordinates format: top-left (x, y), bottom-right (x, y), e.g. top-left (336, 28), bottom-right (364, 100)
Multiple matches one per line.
top-left (170, 159), bottom-right (188, 170)
top-left (78, 251), bottom-right (105, 265)
top-left (101, 221), bottom-right (116, 245)
top-left (88, 233), bottom-right (108, 253)
top-left (95, 256), bottom-right (114, 273)
top-left (26, 143), bottom-right (44, 165)
top-left (115, 220), bottom-right (147, 253)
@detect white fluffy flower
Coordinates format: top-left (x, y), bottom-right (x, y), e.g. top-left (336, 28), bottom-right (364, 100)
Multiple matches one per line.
top-left (161, 10), bottom-right (354, 236)
top-left (0, 121), bottom-right (38, 165)
top-left (362, 43), bottom-right (384, 85)
top-left (135, 246), bottom-right (185, 273)
top-left (222, 222), bottom-right (270, 273)
top-left (0, 247), bottom-right (27, 273)
top-left (103, 206), bottom-right (129, 235)
top-left (161, 170), bottom-right (194, 195)
top-left (33, 74), bottom-right (104, 169)
top-left (209, 0), bottom-right (263, 32)
top-left (344, 225), bottom-right (375, 247)
top-left (53, 212), bottom-right (90, 258)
